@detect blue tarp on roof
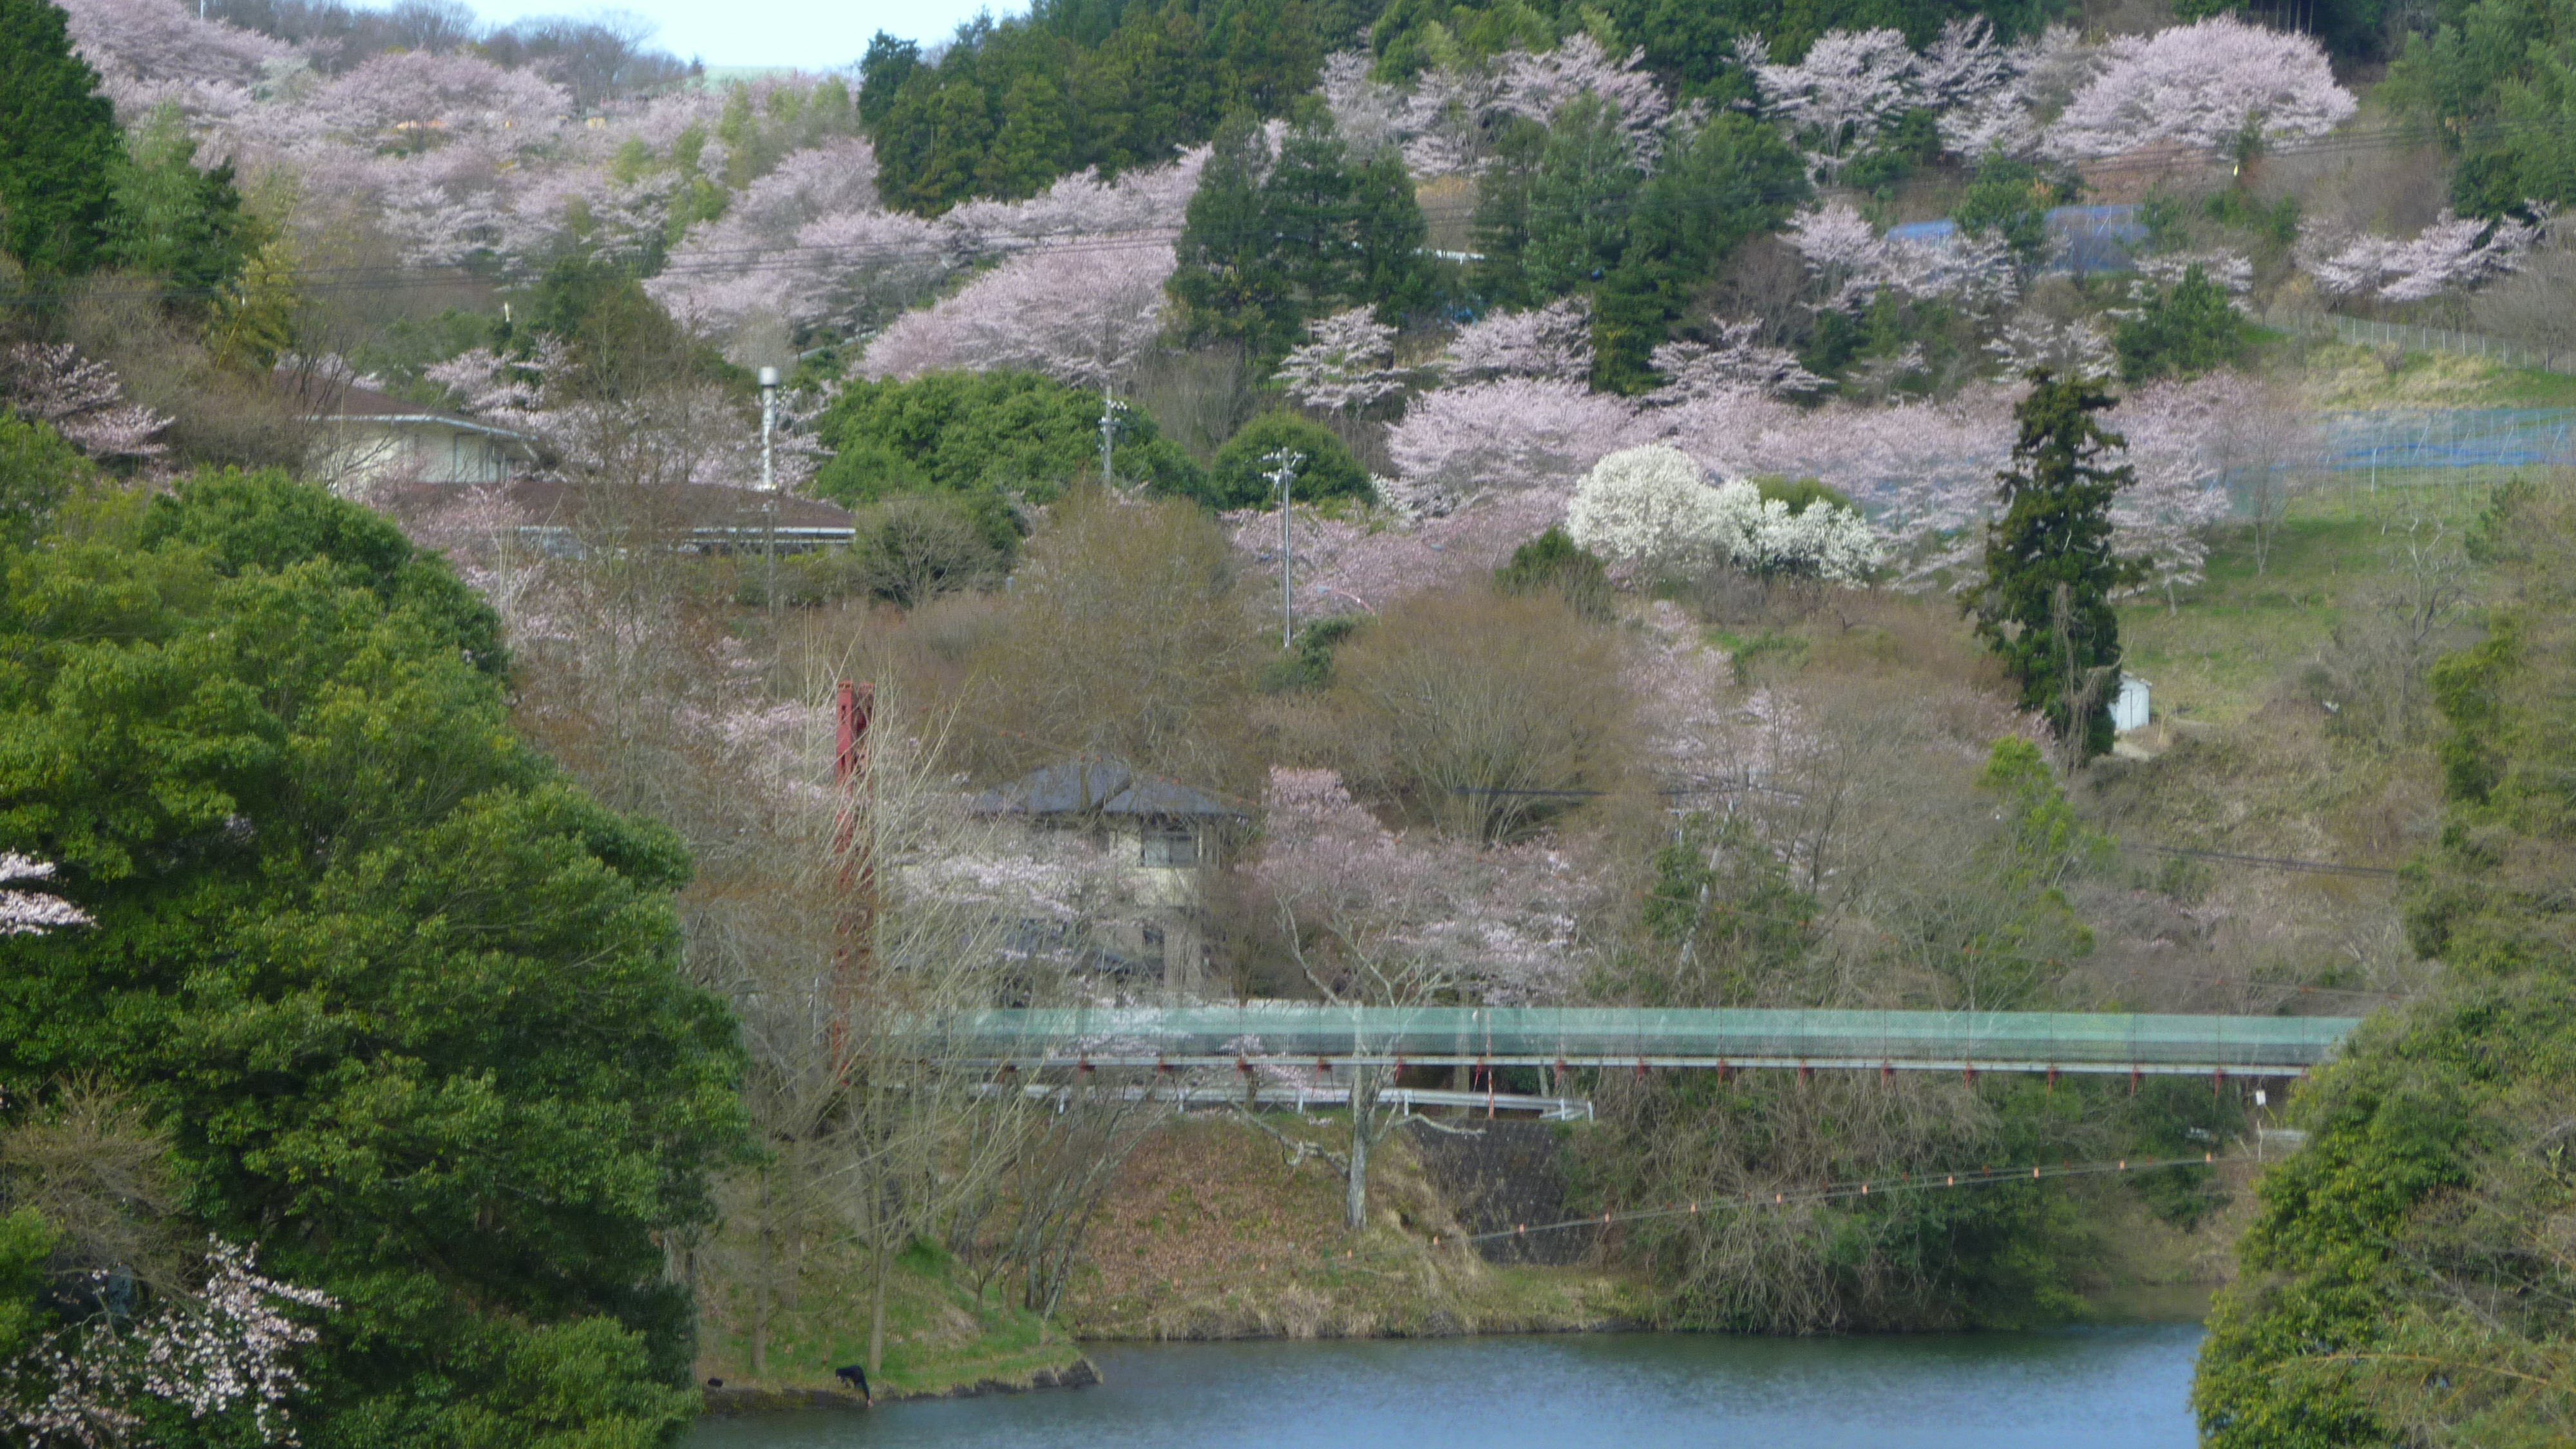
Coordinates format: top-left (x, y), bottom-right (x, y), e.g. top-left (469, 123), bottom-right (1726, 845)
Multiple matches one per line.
top-left (1885, 205), bottom-right (2146, 276)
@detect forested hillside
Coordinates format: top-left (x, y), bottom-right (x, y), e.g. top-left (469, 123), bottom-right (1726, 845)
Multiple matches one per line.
top-left (3, 0), bottom-right (2575, 1437)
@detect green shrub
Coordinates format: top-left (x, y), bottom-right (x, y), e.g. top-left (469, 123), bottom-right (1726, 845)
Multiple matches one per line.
top-left (2112, 264), bottom-right (2250, 382)
top-left (1258, 614), bottom-right (1362, 693)
top-left (1199, 413), bottom-right (1372, 510)
top-left (1494, 526), bottom-right (1611, 620)
top-left (1752, 476), bottom-right (1855, 515)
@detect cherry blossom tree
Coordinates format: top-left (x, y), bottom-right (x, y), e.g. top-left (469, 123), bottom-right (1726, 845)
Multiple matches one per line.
top-left (57, 0), bottom-right (287, 126)
top-left (0, 346), bottom-right (169, 463)
top-left (2298, 207), bottom-right (2543, 303)
top-left (1435, 297), bottom-right (1594, 383)
top-left (1647, 321), bottom-right (1828, 402)
top-left (1274, 307), bottom-right (1408, 415)
top-left (1738, 28), bottom-right (1917, 183)
top-left (3, 1238), bottom-right (334, 1448)
top-left (302, 50), bottom-right (571, 150)
top-left (0, 855), bottom-right (90, 937)
top-left (1984, 314), bottom-right (2114, 380)
top-left (2108, 375), bottom-right (2241, 609)
top-left (1497, 35), bottom-right (1679, 167)
top-left (1381, 378), bottom-right (1642, 516)
top-left (857, 241), bottom-right (1177, 390)
top-left (1254, 768), bottom-right (1598, 1010)
top-left (2042, 16), bottom-right (2354, 163)
top-left (1786, 203), bottom-right (2018, 316)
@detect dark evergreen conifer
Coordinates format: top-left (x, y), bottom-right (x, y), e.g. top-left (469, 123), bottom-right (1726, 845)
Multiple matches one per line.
top-left (1966, 372), bottom-right (2139, 762)
top-left (0, 0), bottom-right (123, 274)
top-left (1169, 111), bottom-right (1278, 346)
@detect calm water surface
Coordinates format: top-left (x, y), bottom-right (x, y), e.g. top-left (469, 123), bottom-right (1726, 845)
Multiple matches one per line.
top-left (687, 1325), bottom-right (2204, 1449)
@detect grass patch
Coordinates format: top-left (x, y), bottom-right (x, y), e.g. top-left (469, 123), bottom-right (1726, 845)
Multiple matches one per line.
top-left (2117, 480), bottom-right (2500, 726)
top-left (2297, 341), bottom-right (2576, 411)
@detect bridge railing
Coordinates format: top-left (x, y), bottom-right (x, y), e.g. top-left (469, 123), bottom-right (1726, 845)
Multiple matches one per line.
top-left (933, 1005), bottom-right (2361, 1075)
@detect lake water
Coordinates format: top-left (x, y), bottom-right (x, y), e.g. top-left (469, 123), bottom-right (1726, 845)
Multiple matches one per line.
top-left (687, 1324), bottom-right (2205, 1449)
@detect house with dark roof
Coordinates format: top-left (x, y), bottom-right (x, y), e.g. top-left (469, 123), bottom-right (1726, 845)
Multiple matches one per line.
top-left (971, 760), bottom-right (1245, 990)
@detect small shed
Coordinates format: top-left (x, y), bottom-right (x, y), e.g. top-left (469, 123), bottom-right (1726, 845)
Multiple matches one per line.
top-left (2111, 674), bottom-right (2152, 733)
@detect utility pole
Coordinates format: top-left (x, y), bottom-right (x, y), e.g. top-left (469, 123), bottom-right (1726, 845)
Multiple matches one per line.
top-left (1097, 388), bottom-right (1126, 488)
top-left (1263, 448), bottom-right (1303, 649)
top-left (759, 366), bottom-right (780, 621)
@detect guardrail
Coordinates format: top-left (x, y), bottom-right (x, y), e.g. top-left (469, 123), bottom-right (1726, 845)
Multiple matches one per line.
top-left (923, 1005), bottom-right (2362, 1077)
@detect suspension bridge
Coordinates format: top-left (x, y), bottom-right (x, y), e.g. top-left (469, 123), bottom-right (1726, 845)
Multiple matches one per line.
top-left (933, 1005), bottom-right (2362, 1081)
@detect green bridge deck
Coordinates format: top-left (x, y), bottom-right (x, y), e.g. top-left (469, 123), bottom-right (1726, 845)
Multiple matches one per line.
top-left (932, 1005), bottom-right (2363, 1076)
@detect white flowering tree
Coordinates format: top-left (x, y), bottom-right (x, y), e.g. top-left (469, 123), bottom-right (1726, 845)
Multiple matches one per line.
top-left (0, 855), bottom-right (89, 937)
top-left (2042, 16), bottom-right (2354, 163)
top-left (1568, 445), bottom-right (1882, 583)
top-left (1566, 444), bottom-right (1730, 574)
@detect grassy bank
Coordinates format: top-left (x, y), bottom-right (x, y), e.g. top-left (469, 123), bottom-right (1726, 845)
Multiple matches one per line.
top-left (1065, 1114), bottom-right (1654, 1339)
top-left (694, 1239), bottom-right (1088, 1405)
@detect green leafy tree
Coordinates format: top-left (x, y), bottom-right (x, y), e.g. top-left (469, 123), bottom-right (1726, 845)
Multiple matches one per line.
top-left (1262, 102), bottom-right (1363, 323)
top-left (1200, 412), bottom-right (1372, 509)
top-left (1950, 153), bottom-right (2060, 269)
top-left (813, 369), bottom-right (1204, 546)
top-left (1467, 117), bottom-right (1549, 308)
top-left (0, 415), bottom-right (90, 550)
top-left (0, 0), bottom-right (123, 274)
top-left (2193, 481), bottom-right (2576, 1448)
top-left (1966, 373), bottom-right (2137, 761)
top-left (1523, 93), bottom-right (1640, 301)
top-left (104, 105), bottom-right (258, 300)
top-left (1594, 113), bottom-right (1808, 391)
top-left (1170, 105), bottom-right (1432, 355)
top-left (0, 469), bottom-right (747, 1448)
top-left (1349, 149), bottom-right (1437, 320)
top-left (857, 32), bottom-right (923, 128)
top-left (2112, 263), bottom-right (2249, 382)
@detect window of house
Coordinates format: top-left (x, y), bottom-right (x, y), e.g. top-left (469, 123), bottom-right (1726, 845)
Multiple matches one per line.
top-left (1140, 826), bottom-right (1197, 867)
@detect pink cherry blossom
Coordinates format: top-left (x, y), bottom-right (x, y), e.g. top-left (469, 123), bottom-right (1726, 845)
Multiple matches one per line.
top-left (2298, 207), bottom-right (2543, 303)
top-left (1382, 378), bottom-right (1642, 517)
top-left (0, 345), bottom-right (169, 462)
top-left (1436, 297), bottom-right (1594, 384)
top-left (2043, 16), bottom-right (2353, 162)
top-left (1274, 307), bottom-right (1408, 415)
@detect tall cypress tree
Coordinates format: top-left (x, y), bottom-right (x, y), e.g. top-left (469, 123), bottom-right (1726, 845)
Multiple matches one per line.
top-left (1967, 372), bottom-right (2139, 762)
top-left (0, 0), bottom-right (123, 275)
top-left (1261, 99), bottom-right (1359, 339)
top-left (1168, 110), bottom-right (1278, 347)
top-left (1348, 148), bottom-right (1433, 322)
